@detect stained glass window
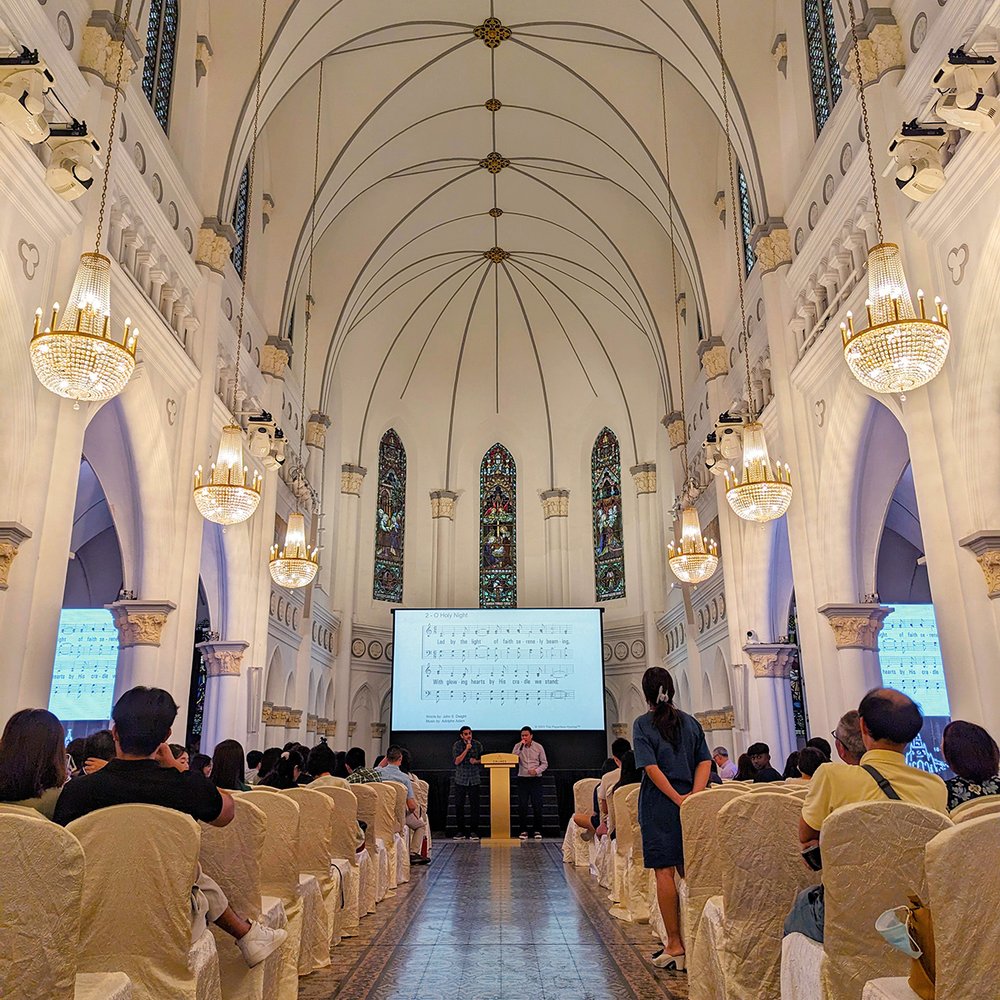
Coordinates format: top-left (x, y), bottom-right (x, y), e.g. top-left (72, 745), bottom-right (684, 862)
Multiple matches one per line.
top-left (592, 428), bottom-right (626, 601)
top-left (804, 0), bottom-right (843, 135)
top-left (479, 443), bottom-right (517, 608)
top-left (231, 161), bottom-right (250, 278)
top-left (373, 429), bottom-right (406, 603)
top-left (737, 164), bottom-right (756, 276)
top-left (142, 0), bottom-right (179, 133)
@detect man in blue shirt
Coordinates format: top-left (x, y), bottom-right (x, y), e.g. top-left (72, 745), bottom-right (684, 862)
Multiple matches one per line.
top-left (452, 725), bottom-right (484, 840)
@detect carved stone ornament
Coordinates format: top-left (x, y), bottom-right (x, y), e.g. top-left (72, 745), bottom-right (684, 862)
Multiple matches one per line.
top-left (696, 706), bottom-right (737, 730)
top-left (347, 722), bottom-right (357, 738)
top-left (260, 337), bottom-right (292, 379)
top-left (195, 218), bottom-right (237, 273)
top-left (541, 489), bottom-right (570, 519)
top-left (80, 12), bottom-right (140, 85)
top-left (751, 221), bottom-right (793, 274)
top-left (0, 522), bottom-right (31, 590)
top-left (341, 464), bottom-right (367, 496)
top-left (630, 463), bottom-right (657, 495)
top-left (316, 716), bottom-right (328, 734)
top-left (473, 17), bottom-right (512, 49)
top-left (195, 34), bottom-right (213, 86)
top-left (324, 719), bottom-right (336, 738)
top-left (371, 722), bottom-right (387, 739)
top-left (484, 245), bottom-right (510, 263)
top-left (430, 489), bottom-right (458, 519)
top-left (306, 412), bottom-right (331, 449)
top-left (270, 705), bottom-right (291, 728)
top-left (261, 701), bottom-right (274, 725)
top-left (195, 639), bottom-right (249, 677)
top-left (662, 411), bottom-right (686, 450)
top-left (818, 604), bottom-right (893, 651)
top-left (611, 723), bottom-right (629, 739)
top-left (306, 714), bottom-right (317, 733)
top-left (840, 13), bottom-right (905, 88)
top-left (959, 531), bottom-right (1000, 599)
top-left (106, 600), bottom-right (177, 648)
top-left (744, 643), bottom-right (798, 679)
top-left (771, 33), bottom-right (788, 77)
top-left (479, 152), bottom-right (511, 175)
top-left (698, 337), bottom-right (730, 380)
top-left (287, 709), bottom-right (303, 729)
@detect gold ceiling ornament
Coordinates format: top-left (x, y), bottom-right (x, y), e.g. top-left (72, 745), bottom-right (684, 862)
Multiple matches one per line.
top-left (841, 0), bottom-right (950, 395)
top-left (30, 0), bottom-right (136, 405)
top-left (659, 59), bottom-right (719, 584)
top-left (484, 246), bottom-right (510, 263)
top-left (715, 0), bottom-right (793, 524)
top-left (484, 97), bottom-right (502, 112)
top-left (488, 207), bottom-right (504, 218)
top-left (479, 150), bottom-right (510, 174)
top-left (271, 61), bottom-right (325, 588)
top-left (195, 0), bottom-right (268, 526)
top-left (473, 17), bottom-right (512, 49)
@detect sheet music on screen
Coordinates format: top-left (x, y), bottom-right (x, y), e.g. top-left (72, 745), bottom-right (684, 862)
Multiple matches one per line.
top-left (48, 608), bottom-right (119, 722)
top-left (391, 608), bottom-right (605, 731)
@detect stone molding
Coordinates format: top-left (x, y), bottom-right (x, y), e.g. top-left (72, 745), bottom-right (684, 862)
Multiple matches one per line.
top-left (306, 714), bottom-right (318, 733)
top-left (430, 490), bottom-right (458, 519)
top-left (630, 463), bottom-right (657, 495)
top-left (195, 34), bottom-right (213, 86)
top-left (371, 722), bottom-right (387, 738)
top-left (196, 639), bottom-right (248, 677)
top-left (260, 336), bottom-right (292, 379)
top-left (287, 709), bottom-right (303, 729)
top-left (306, 412), bottom-right (331, 449)
top-left (80, 12), bottom-right (140, 85)
top-left (323, 719), bottom-right (336, 738)
top-left (818, 604), bottom-right (893, 651)
top-left (611, 723), bottom-right (629, 739)
top-left (959, 531), bottom-right (1000, 599)
top-left (698, 337), bottom-right (730, 380)
top-left (262, 700), bottom-right (274, 725)
top-left (0, 522), bottom-right (32, 590)
top-left (771, 33), bottom-right (788, 77)
top-left (839, 10), bottom-right (905, 88)
top-left (751, 219), bottom-right (792, 274)
top-left (662, 411), bottom-right (686, 450)
top-left (744, 642), bottom-right (798, 679)
top-left (270, 705), bottom-right (291, 727)
top-left (696, 706), bottom-right (736, 730)
top-left (106, 599), bottom-right (177, 648)
top-left (540, 489), bottom-right (570, 519)
top-left (341, 465), bottom-right (367, 495)
top-left (347, 722), bottom-right (357, 738)
top-left (195, 218), bottom-right (237, 273)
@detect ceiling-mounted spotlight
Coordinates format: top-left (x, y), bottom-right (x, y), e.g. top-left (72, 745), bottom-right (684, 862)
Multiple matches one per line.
top-left (45, 120), bottom-right (99, 202)
top-left (889, 121), bottom-right (949, 202)
top-left (933, 48), bottom-right (999, 132)
top-left (0, 47), bottom-right (53, 143)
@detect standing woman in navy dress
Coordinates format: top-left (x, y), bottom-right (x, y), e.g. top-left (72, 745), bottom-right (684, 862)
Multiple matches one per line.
top-left (632, 666), bottom-right (712, 970)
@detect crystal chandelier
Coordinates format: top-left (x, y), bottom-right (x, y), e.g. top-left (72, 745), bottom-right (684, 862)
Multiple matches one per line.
top-left (29, 0), bottom-right (136, 403)
top-left (669, 507), bottom-right (720, 584)
top-left (715, 0), bottom-right (793, 524)
top-left (842, 0), bottom-right (951, 395)
top-left (269, 512), bottom-right (319, 588)
top-left (193, 425), bottom-right (262, 525)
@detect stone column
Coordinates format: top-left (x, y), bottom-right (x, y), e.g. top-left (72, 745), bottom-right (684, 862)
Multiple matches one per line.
top-left (197, 640), bottom-right (248, 754)
top-left (0, 524), bottom-right (32, 592)
top-left (266, 705), bottom-right (290, 747)
top-left (305, 411), bottom-right (331, 479)
top-left (631, 464), bottom-right (665, 665)
top-left (107, 600), bottom-right (177, 701)
top-left (347, 722), bottom-right (357, 741)
top-left (371, 721), bottom-right (386, 758)
top-left (333, 466), bottom-right (366, 737)
top-left (540, 489), bottom-right (570, 607)
top-left (430, 490), bottom-right (458, 607)
top-left (818, 605), bottom-right (893, 710)
top-left (744, 643), bottom-right (798, 765)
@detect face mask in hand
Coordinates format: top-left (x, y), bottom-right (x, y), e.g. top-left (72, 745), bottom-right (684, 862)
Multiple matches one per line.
top-left (875, 907), bottom-right (923, 959)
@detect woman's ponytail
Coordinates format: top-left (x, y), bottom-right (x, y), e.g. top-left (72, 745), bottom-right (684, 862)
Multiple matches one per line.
top-left (641, 666), bottom-right (681, 748)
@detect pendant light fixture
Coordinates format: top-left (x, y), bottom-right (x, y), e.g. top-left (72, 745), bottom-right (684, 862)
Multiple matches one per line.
top-left (840, 0), bottom-right (951, 394)
top-left (659, 60), bottom-right (718, 585)
top-left (270, 61), bottom-right (323, 589)
top-left (715, 0), bottom-right (793, 524)
top-left (29, 0), bottom-right (137, 403)
top-left (193, 0), bottom-right (268, 527)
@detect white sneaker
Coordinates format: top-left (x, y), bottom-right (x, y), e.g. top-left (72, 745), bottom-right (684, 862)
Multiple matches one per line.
top-left (533, 832), bottom-right (543, 840)
top-left (453, 833), bottom-right (466, 840)
top-left (519, 831), bottom-right (528, 840)
top-left (468, 834), bottom-right (480, 841)
top-left (237, 920), bottom-right (287, 968)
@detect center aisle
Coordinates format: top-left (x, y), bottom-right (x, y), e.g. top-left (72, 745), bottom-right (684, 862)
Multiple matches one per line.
top-left (302, 842), bottom-right (689, 1000)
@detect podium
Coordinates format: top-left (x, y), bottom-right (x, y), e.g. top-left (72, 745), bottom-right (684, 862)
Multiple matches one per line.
top-left (481, 752), bottom-right (520, 846)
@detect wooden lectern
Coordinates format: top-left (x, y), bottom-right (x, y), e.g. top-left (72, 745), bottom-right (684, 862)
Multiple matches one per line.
top-left (481, 752), bottom-right (520, 846)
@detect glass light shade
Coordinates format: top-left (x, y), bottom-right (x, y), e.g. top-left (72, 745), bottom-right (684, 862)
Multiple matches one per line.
top-left (29, 253), bottom-right (137, 402)
top-left (842, 243), bottom-right (950, 394)
top-left (668, 507), bottom-right (719, 584)
top-left (724, 421), bottom-right (793, 523)
top-left (193, 425), bottom-right (262, 525)
top-left (269, 511), bottom-right (319, 589)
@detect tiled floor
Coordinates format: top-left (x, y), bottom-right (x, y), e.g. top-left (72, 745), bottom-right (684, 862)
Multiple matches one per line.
top-left (300, 842), bottom-right (689, 999)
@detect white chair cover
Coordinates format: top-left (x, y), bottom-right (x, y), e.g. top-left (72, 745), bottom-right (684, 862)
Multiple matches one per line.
top-left (594, 833), bottom-right (613, 889)
top-left (608, 784), bottom-right (641, 922)
top-left (566, 778), bottom-right (599, 867)
top-left (387, 781), bottom-right (410, 884)
top-left (352, 785), bottom-right (389, 904)
top-left (624, 785), bottom-right (651, 923)
top-left (295, 875), bottom-right (327, 975)
top-left (200, 796), bottom-right (287, 1000)
top-left (312, 785), bottom-right (363, 934)
top-left (861, 981), bottom-right (921, 1000)
top-left (412, 778), bottom-right (431, 859)
top-left (950, 793), bottom-right (1000, 822)
top-left (68, 803), bottom-right (222, 1000)
top-left (781, 932), bottom-right (824, 1000)
top-left (74, 974), bottom-right (133, 1000)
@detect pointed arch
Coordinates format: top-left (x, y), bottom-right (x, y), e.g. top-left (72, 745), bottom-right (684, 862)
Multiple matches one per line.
top-left (142, 0), bottom-right (179, 133)
top-left (479, 442), bottom-right (517, 608)
top-left (373, 428), bottom-right (406, 602)
top-left (592, 427), bottom-right (625, 601)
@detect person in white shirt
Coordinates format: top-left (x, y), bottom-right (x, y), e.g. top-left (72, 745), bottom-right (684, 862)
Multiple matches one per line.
top-left (513, 727), bottom-right (548, 840)
top-left (712, 746), bottom-right (738, 780)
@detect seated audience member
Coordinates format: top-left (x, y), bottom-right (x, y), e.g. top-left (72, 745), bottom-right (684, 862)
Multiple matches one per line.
top-left (734, 752), bottom-right (756, 782)
top-left (832, 710), bottom-right (865, 765)
top-left (307, 742), bottom-right (350, 788)
top-left (52, 687), bottom-right (286, 967)
top-left (258, 750), bottom-right (302, 789)
top-left (782, 751), bottom-right (801, 780)
top-left (169, 743), bottom-right (190, 771)
top-left (613, 749), bottom-right (643, 793)
top-left (595, 738), bottom-right (631, 836)
top-left (942, 720), bottom-right (1000, 811)
top-left (806, 736), bottom-right (833, 759)
top-left (712, 746), bottom-right (738, 780)
top-left (345, 747), bottom-right (383, 784)
top-left (574, 758), bottom-right (618, 838)
top-left (378, 745), bottom-right (426, 835)
top-left (66, 737), bottom-right (88, 778)
top-left (796, 747), bottom-right (827, 780)
top-left (748, 742), bottom-right (783, 783)
top-left (212, 739), bottom-right (251, 791)
top-left (0, 708), bottom-right (67, 818)
top-left (190, 753), bottom-right (213, 779)
top-left (245, 749), bottom-right (263, 785)
top-left (333, 750), bottom-right (350, 779)
top-left (256, 747), bottom-right (282, 786)
top-left (785, 688), bottom-right (949, 943)
top-left (708, 759), bottom-right (723, 785)
top-left (83, 729), bottom-right (116, 774)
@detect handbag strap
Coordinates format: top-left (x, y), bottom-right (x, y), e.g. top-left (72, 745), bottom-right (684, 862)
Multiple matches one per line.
top-left (862, 764), bottom-right (902, 800)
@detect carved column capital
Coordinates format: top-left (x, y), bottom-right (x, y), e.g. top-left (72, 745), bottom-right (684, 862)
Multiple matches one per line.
top-left (286, 708), bottom-right (303, 730)
top-left (195, 34), bottom-right (213, 86)
top-left (323, 719), bottom-right (336, 738)
top-left (261, 336), bottom-right (292, 379)
top-left (540, 488), bottom-right (570, 519)
top-left (838, 9), bottom-right (905, 88)
top-left (106, 600), bottom-right (177, 648)
top-left (744, 643), bottom-right (798, 679)
top-left (262, 701), bottom-right (274, 725)
top-left (751, 219), bottom-right (792, 274)
top-left (630, 463), bottom-right (657, 495)
top-left (306, 412), bottom-right (331, 449)
top-left (371, 722), bottom-right (387, 739)
top-left (341, 465), bottom-right (367, 496)
top-left (80, 12), bottom-right (140, 85)
top-left (270, 705), bottom-right (290, 727)
top-left (306, 714), bottom-right (318, 734)
top-left (0, 522), bottom-right (32, 590)
top-left (662, 411), bottom-right (687, 450)
top-left (959, 531), bottom-right (1000, 599)
top-left (696, 706), bottom-right (736, 730)
top-left (819, 604), bottom-right (894, 651)
top-left (611, 723), bottom-right (629, 740)
top-left (196, 639), bottom-right (249, 677)
top-left (347, 722), bottom-right (357, 738)
top-left (698, 337), bottom-right (730, 380)
top-left (195, 218), bottom-right (237, 273)
top-left (430, 490), bottom-right (459, 519)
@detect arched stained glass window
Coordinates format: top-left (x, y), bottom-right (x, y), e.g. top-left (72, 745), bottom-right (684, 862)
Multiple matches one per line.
top-left (592, 428), bottom-right (626, 601)
top-left (373, 429), bottom-right (406, 603)
top-left (231, 161), bottom-right (250, 278)
top-left (804, 0), bottom-right (843, 135)
top-left (480, 443), bottom-right (517, 608)
top-left (737, 164), bottom-right (756, 276)
top-left (142, 0), bottom-right (179, 133)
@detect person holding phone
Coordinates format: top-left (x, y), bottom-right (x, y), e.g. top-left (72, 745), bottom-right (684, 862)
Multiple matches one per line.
top-left (513, 726), bottom-right (548, 840)
top-left (452, 725), bottom-right (484, 840)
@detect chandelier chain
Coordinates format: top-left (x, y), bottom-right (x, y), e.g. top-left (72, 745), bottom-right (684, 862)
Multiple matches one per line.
top-left (847, 0), bottom-right (884, 244)
top-left (660, 58), bottom-right (689, 483)
top-left (714, 0), bottom-right (755, 421)
top-left (94, 0), bottom-right (134, 254)
top-left (234, 0), bottom-right (268, 395)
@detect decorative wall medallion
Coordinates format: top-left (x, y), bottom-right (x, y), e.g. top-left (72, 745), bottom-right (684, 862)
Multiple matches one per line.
top-left (488, 207), bottom-right (503, 218)
top-left (151, 173), bottom-right (163, 203)
top-left (858, 116), bottom-right (866, 143)
top-left (630, 640), bottom-right (646, 660)
top-left (385, 642), bottom-right (393, 661)
top-left (947, 244), bottom-right (969, 284)
top-left (484, 98), bottom-right (502, 112)
top-left (119, 115), bottom-right (126, 142)
top-left (184, 227), bottom-right (194, 253)
top-left (840, 142), bottom-right (853, 175)
top-left (368, 640), bottom-right (384, 660)
top-left (224, 298), bottom-right (233, 320)
top-left (814, 399), bottom-right (826, 427)
top-left (729, 347), bottom-right (735, 369)
top-left (133, 141), bottom-right (145, 174)
top-left (165, 398), bottom-right (177, 425)
top-left (479, 151), bottom-right (510, 174)
top-left (484, 246), bottom-right (509, 263)
top-left (351, 638), bottom-right (366, 658)
top-left (794, 227), bottom-right (804, 253)
top-left (473, 17), bottom-right (512, 48)
top-left (807, 201), bottom-right (819, 229)
top-left (822, 174), bottom-right (835, 204)
top-left (17, 240), bottom-right (39, 280)
top-left (57, 11), bottom-right (74, 49)
top-left (756, 298), bottom-right (764, 321)
top-left (613, 641), bottom-right (629, 661)
top-left (168, 202), bottom-right (179, 229)
top-left (910, 13), bottom-right (928, 53)
top-left (603, 643), bottom-right (613, 663)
